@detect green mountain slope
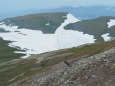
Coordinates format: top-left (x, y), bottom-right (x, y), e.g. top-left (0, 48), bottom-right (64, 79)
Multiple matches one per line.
top-left (109, 25), bottom-right (115, 37)
top-left (2, 12), bottom-right (67, 33)
top-left (2, 13), bottom-right (115, 42)
top-left (64, 16), bottom-right (115, 42)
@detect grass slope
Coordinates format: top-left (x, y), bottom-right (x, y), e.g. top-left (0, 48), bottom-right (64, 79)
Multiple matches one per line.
top-left (109, 26), bottom-right (115, 37)
top-left (2, 12), bottom-right (67, 33)
top-left (64, 16), bottom-right (115, 42)
top-left (0, 40), bottom-right (115, 85)
top-left (0, 38), bottom-right (25, 63)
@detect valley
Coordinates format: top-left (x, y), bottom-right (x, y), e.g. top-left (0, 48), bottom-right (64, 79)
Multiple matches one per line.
top-left (0, 12), bottom-right (115, 86)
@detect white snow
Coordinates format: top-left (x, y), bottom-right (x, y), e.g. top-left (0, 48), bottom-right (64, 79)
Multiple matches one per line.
top-left (45, 23), bottom-right (50, 26)
top-left (107, 19), bottom-right (115, 28)
top-left (101, 33), bottom-right (110, 41)
top-left (55, 13), bottom-right (95, 49)
top-left (0, 13), bottom-right (95, 58)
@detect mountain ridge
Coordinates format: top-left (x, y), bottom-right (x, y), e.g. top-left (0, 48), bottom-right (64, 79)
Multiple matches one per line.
top-left (1, 6), bottom-right (115, 20)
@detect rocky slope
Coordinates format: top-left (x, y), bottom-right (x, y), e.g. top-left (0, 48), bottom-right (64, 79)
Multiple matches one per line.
top-left (10, 47), bottom-right (115, 86)
top-left (0, 40), bottom-right (114, 86)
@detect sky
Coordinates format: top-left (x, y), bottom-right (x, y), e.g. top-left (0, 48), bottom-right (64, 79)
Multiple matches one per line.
top-left (0, 0), bottom-right (115, 13)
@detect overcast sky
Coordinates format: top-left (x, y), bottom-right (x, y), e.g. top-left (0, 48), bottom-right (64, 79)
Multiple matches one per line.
top-left (0, 0), bottom-right (115, 13)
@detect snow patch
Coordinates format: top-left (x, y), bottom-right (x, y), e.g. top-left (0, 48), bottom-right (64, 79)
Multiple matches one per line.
top-left (107, 19), bottom-right (115, 28)
top-left (55, 13), bottom-right (95, 49)
top-left (62, 16), bottom-right (66, 18)
top-left (101, 33), bottom-right (110, 41)
top-left (0, 22), bottom-right (4, 25)
top-left (0, 13), bottom-right (95, 58)
top-left (45, 23), bottom-right (50, 26)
